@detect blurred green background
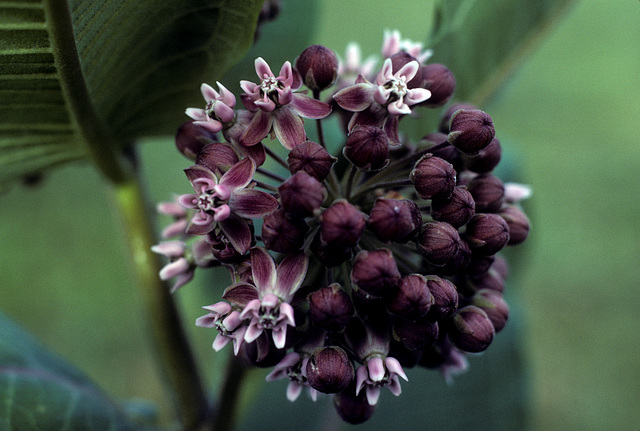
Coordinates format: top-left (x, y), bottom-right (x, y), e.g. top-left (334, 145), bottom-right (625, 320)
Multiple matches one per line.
top-left (2, 0), bottom-right (640, 430)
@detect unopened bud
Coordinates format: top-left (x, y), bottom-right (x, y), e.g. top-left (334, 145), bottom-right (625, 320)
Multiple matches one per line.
top-left (333, 381), bottom-right (376, 424)
top-left (351, 249), bottom-right (401, 298)
top-left (415, 63), bottom-right (455, 107)
top-left (344, 125), bottom-right (390, 171)
top-left (320, 200), bottom-right (366, 249)
top-left (467, 174), bottom-right (505, 213)
top-left (465, 213), bottom-right (510, 256)
top-left (498, 205), bottom-right (530, 245)
top-left (306, 346), bottom-right (354, 393)
top-left (471, 289), bottom-right (509, 332)
top-left (296, 45), bottom-right (339, 92)
top-left (308, 283), bottom-right (354, 332)
top-left (424, 276), bottom-right (459, 321)
top-left (393, 318), bottom-right (439, 350)
top-left (387, 274), bottom-right (434, 320)
top-left (195, 142), bottom-right (239, 174)
top-left (279, 171), bottom-right (326, 217)
top-left (410, 154), bottom-right (456, 200)
top-left (463, 138), bottom-right (502, 173)
top-left (416, 221), bottom-right (463, 267)
top-left (448, 305), bottom-right (495, 353)
top-left (430, 186), bottom-right (476, 228)
top-left (447, 109), bottom-right (495, 155)
top-left (287, 140), bottom-right (336, 181)
top-left (176, 121), bottom-right (218, 160)
top-left (262, 209), bottom-right (309, 253)
top-left (367, 198), bottom-right (422, 243)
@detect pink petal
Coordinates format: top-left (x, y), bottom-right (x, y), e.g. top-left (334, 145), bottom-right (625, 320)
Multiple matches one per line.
top-left (254, 96), bottom-right (277, 113)
top-left (161, 219), bottom-right (188, 239)
top-left (255, 57), bottom-right (274, 79)
top-left (202, 301), bottom-right (232, 315)
top-left (355, 365), bottom-right (368, 395)
top-left (367, 357), bottom-right (385, 382)
top-left (219, 157), bottom-right (256, 190)
top-left (212, 334), bottom-right (232, 351)
top-left (215, 81), bottom-right (236, 107)
top-left (395, 60), bottom-right (420, 82)
top-left (170, 271), bottom-right (194, 293)
top-left (279, 302), bottom-right (296, 327)
top-left (195, 313), bottom-right (217, 328)
top-left (228, 189), bottom-right (278, 219)
top-left (218, 214), bottom-right (252, 255)
top-left (239, 300), bottom-right (262, 320)
top-left (405, 88), bottom-right (431, 105)
top-left (333, 83), bottom-right (376, 112)
top-left (365, 386), bottom-right (381, 406)
top-left (290, 94), bottom-right (332, 119)
top-left (375, 59), bottom-right (394, 85)
top-left (194, 119), bottom-right (223, 133)
top-left (262, 293), bottom-right (280, 309)
top-left (272, 325), bottom-right (288, 349)
top-left (244, 321), bottom-right (264, 344)
top-left (273, 107), bottom-right (306, 150)
top-left (213, 102), bottom-right (235, 123)
top-left (222, 282), bottom-right (259, 307)
top-left (185, 108), bottom-right (207, 121)
top-left (286, 381), bottom-right (303, 402)
top-left (240, 80), bottom-right (260, 96)
top-left (374, 86), bottom-right (393, 106)
top-left (184, 165), bottom-right (218, 190)
top-left (386, 375), bottom-right (403, 396)
top-left (177, 193), bottom-right (198, 209)
top-left (240, 110), bottom-right (273, 146)
top-left (151, 241), bottom-right (185, 258)
top-left (185, 214), bottom-right (216, 235)
top-left (250, 247), bottom-right (277, 294)
top-left (387, 99), bottom-right (411, 116)
top-left (200, 83), bottom-right (219, 102)
top-left (278, 61), bottom-right (294, 88)
top-left (274, 252), bottom-right (308, 300)
top-left (159, 258), bottom-right (189, 280)
top-left (385, 357), bottom-right (408, 381)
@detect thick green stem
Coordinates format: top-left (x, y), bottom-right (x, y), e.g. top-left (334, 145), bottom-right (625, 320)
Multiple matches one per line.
top-left (211, 355), bottom-right (248, 431)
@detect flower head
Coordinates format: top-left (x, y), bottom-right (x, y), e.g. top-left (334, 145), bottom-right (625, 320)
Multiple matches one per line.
top-left (186, 82), bottom-right (236, 133)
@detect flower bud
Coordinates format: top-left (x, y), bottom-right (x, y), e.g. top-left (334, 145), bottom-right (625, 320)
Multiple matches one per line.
top-left (492, 254), bottom-right (509, 280)
top-left (438, 237), bottom-right (471, 275)
top-left (448, 305), bottom-right (495, 353)
top-left (195, 142), bottom-right (239, 174)
top-left (279, 171), bottom-right (326, 217)
top-left (367, 198), bottom-right (422, 243)
top-left (333, 381), bottom-right (376, 424)
top-left (424, 276), bottom-right (459, 321)
top-left (430, 186), bottom-right (476, 228)
top-left (420, 135), bottom-right (463, 171)
top-left (416, 221), bottom-right (463, 267)
top-left (320, 199), bottom-right (366, 249)
top-left (498, 205), bottom-right (531, 245)
top-left (447, 109), bottom-right (495, 155)
top-left (465, 213), bottom-right (510, 256)
top-left (287, 140), bottom-right (336, 181)
top-left (387, 274), bottom-right (434, 320)
top-left (344, 125), bottom-right (389, 171)
top-left (393, 318), bottom-right (439, 350)
top-left (310, 231), bottom-right (353, 268)
top-left (296, 45), bottom-right (339, 92)
top-left (175, 121), bottom-right (218, 160)
top-left (469, 269), bottom-right (505, 293)
top-left (351, 249), bottom-right (401, 298)
top-left (262, 209), bottom-right (309, 253)
top-left (463, 137), bottom-right (501, 173)
top-left (438, 103), bottom-right (477, 133)
top-left (410, 154), bottom-right (456, 200)
top-left (471, 289), bottom-right (509, 332)
top-left (467, 174), bottom-right (505, 213)
top-left (306, 346), bottom-right (354, 394)
top-left (308, 283), bottom-right (354, 332)
top-left (415, 63), bottom-right (455, 107)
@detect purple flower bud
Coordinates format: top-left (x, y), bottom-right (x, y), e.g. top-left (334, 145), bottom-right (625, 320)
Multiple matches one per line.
top-left (261, 209), bottom-right (309, 253)
top-left (344, 125), bottom-right (390, 171)
top-left (279, 171), bottom-right (327, 217)
top-left (438, 237), bottom-right (472, 275)
top-left (410, 154), bottom-right (456, 200)
top-left (467, 174), bottom-right (505, 213)
top-left (430, 186), bottom-right (476, 228)
top-left (333, 381), bottom-right (376, 424)
top-left (492, 254), bottom-right (509, 280)
top-left (421, 135), bottom-right (464, 171)
top-left (463, 138), bottom-right (502, 173)
top-left (393, 318), bottom-right (439, 350)
top-left (448, 305), bottom-right (495, 353)
top-left (310, 231), bottom-right (354, 268)
top-left (471, 289), bottom-right (509, 332)
top-left (465, 254), bottom-right (495, 277)
top-left (387, 274), bottom-right (434, 320)
top-left (308, 283), bottom-right (354, 332)
top-left (415, 63), bottom-right (456, 107)
top-left (306, 346), bottom-right (354, 394)
top-left (498, 205), bottom-right (531, 245)
top-left (447, 109), bottom-right (496, 155)
top-left (424, 276), bottom-right (459, 321)
top-left (416, 221), bottom-right (463, 267)
top-left (367, 198), bottom-right (422, 243)
top-left (320, 199), bottom-right (366, 249)
top-left (195, 142), bottom-right (239, 174)
top-left (469, 269), bottom-right (505, 293)
top-left (296, 45), bottom-right (339, 92)
top-left (465, 213), bottom-right (510, 256)
top-left (438, 103), bottom-right (477, 133)
top-left (287, 140), bottom-right (336, 181)
top-left (175, 121), bottom-right (218, 160)
top-left (351, 249), bottom-right (401, 298)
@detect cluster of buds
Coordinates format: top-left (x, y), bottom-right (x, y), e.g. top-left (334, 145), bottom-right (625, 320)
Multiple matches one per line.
top-left (155, 31), bottom-right (530, 424)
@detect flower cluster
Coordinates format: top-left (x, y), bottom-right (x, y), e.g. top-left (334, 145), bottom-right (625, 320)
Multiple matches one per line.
top-left (155, 31), bottom-right (531, 424)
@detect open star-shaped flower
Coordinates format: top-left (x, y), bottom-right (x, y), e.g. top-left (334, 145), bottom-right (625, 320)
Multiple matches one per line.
top-left (185, 82), bottom-right (236, 133)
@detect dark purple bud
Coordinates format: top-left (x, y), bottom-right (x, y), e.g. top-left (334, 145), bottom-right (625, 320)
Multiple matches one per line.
top-left (308, 283), bottom-right (354, 332)
top-left (498, 205), bottom-right (531, 245)
top-left (306, 346), bottom-right (354, 394)
top-left (411, 154), bottom-right (456, 200)
top-left (438, 103), bottom-right (477, 133)
top-left (421, 135), bottom-right (463, 170)
top-left (387, 274), bottom-right (434, 320)
top-left (195, 142), bottom-right (239, 174)
top-left (465, 254), bottom-right (495, 277)
top-left (463, 138), bottom-right (502, 173)
top-left (465, 213), bottom-right (510, 256)
top-left (438, 238), bottom-right (471, 275)
top-left (296, 45), bottom-right (339, 92)
top-left (430, 186), bottom-right (476, 228)
top-left (492, 255), bottom-right (509, 280)
top-left (310, 231), bottom-right (353, 268)
top-left (467, 174), bottom-right (505, 213)
top-left (471, 289), bottom-right (509, 332)
top-left (351, 249), bottom-right (401, 298)
top-left (367, 198), bottom-right (422, 243)
top-left (448, 305), bottom-right (495, 353)
top-left (287, 140), bottom-right (337, 181)
top-left (469, 269), bottom-right (505, 293)
top-left (333, 381), bottom-right (376, 424)
top-left (424, 276), bottom-right (459, 321)
top-left (262, 209), bottom-right (309, 253)
top-left (176, 121), bottom-right (217, 160)
top-left (393, 318), bottom-right (439, 350)
top-left (344, 125), bottom-right (389, 171)
top-left (279, 171), bottom-right (326, 217)
top-left (415, 63), bottom-right (456, 107)
top-left (447, 109), bottom-right (495, 155)
top-left (416, 221), bottom-right (463, 267)
top-left (320, 199), bottom-right (366, 249)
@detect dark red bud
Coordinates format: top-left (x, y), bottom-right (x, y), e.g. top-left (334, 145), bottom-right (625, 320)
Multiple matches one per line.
top-left (430, 186), bottom-right (476, 228)
top-left (467, 174), bottom-right (505, 213)
top-left (465, 213), bottom-right (510, 256)
top-left (279, 171), bottom-right (326, 217)
top-left (463, 138), bottom-right (502, 173)
top-left (261, 209), bottom-right (309, 253)
top-left (416, 221), bottom-right (463, 267)
top-left (306, 346), bottom-right (354, 394)
top-left (471, 289), bottom-right (509, 332)
top-left (287, 140), bottom-right (336, 181)
top-left (498, 205), bottom-right (531, 245)
top-left (416, 63), bottom-right (456, 107)
top-left (448, 305), bottom-right (495, 353)
top-left (393, 318), bottom-right (439, 350)
top-left (351, 249), bottom-right (401, 298)
top-left (333, 380), bottom-right (376, 424)
top-left (308, 283), bottom-right (354, 332)
top-left (447, 109), bottom-right (495, 155)
top-left (344, 125), bottom-right (390, 171)
top-left (410, 154), bottom-right (456, 200)
top-left (195, 142), bottom-right (239, 174)
top-left (387, 274), bottom-right (434, 320)
top-left (320, 199), bottom-right (366, 249)
top-left (424, 276), bottom-right (459, 321)
top-left (439, 103), bottom-right (477, 133)
top-left (296, 45), bottom-right (339, 92)
top-left (367, 198), bottom-right (422, 243)
top-left (176, 121), bottom-right (218, 160)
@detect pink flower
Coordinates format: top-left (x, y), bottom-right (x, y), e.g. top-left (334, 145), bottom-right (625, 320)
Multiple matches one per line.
top-left (151, 238), bottom-right (216, 292)
top-left (239, 57), bottom-right (332, 150)
top-left (265, 352), bottom-right (319, 402)
top-left (196, 301), bottom-right (247, 355)
top-left (222, 247), bottom-right (308, 349)
top-left (355, 356), bottom-right (408, 406)
top-left (186, 82), bottom-right (236, 133)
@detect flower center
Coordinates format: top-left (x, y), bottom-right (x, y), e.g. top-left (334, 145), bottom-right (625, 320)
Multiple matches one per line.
top-left (385, 78), bottom-right (408, 102)
top-left (204, 100), bottom-right (218, 119)
top-left (258, 305), bottom-right (280, 329)
top-left (260, 77), bottom-right (282, 102)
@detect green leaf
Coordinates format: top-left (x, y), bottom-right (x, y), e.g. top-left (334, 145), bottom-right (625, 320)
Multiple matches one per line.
top-left (0, 0), bottom-right (264, 185)
top-left (429, 0), bottom-right (578, 105)
top-left (0, 310), bottom-right (156, 431)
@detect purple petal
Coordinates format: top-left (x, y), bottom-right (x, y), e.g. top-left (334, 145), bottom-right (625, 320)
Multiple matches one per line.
top-left (170, 272), bottom-right (194, 293)
top-left (184, 165), bottom-right (218, 190)
top-left (185, 212), bottom-right (216, 235)
top-left (273, 107), bottom-right (306, 150)
top-left (222, 282), bottom-right (259, 307)
top-left (213, 102), bottom-right (235, 123)
top-left (178, 193), bottom-right (198, 210)
top-left (238, 142), bottom-right (266, 166)
top-left (219, 157), bottom-right (256, 190)
top-left (251, 247), bottom-right (277, 294)
top-left (254, 96), bottom-right (277, 113)
top-left (386, 375), bottom-right (403, 396)
top-left (185, 108), bottom-right (207, 121)
top-left (200, 83), bottom-right (219, 102)
top-left (159, 258), bottom-right (189, 280)
top-left (365, 386), bottom-right (381, 406)
top-left (272, 324), bottom-right (288, 349)
top-left (255, 57), bottom-right (274, 79)
top-left (383, 115), bottom-right (400, 144)
top-left (290, 94), bottom-right (332, 119)
top-left (332, 83), bottom-right (376, 112)
top-left (228, 189), bottom-right (278, 219)
top-left (367, 357), bottom-right (385, 382)
top-left (355, 365), bottom-right (368, 395)
top-left (274, 252), bottom-right (308, 300)
top-left (240, 110), bottom-right (273, 146)
top-left (239, 299), bottom-right (262, 320)
top-left (218, 214), bottom-right (252, 255)
top-left (244, 321), bottom-right (264, 344)
top-left (385, 357), bottom-right (408, 381)
top-left (232, 328), bottom-right (246, 355)
top-left (286, 381), bottom-right (303, 402)
top-left (212, 334), bottom-right (232, 352)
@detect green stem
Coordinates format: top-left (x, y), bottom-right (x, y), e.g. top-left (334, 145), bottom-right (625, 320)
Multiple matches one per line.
top-left (211, 355), bottom-right (248, 431)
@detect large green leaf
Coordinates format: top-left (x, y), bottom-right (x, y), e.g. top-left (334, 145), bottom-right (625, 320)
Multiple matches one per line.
top-left (429, 0), bottom-right (578, 105)
top-left (0, 310), bottom-right (157, 431)
top-left (0, 0), bottom-right (264, 185)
